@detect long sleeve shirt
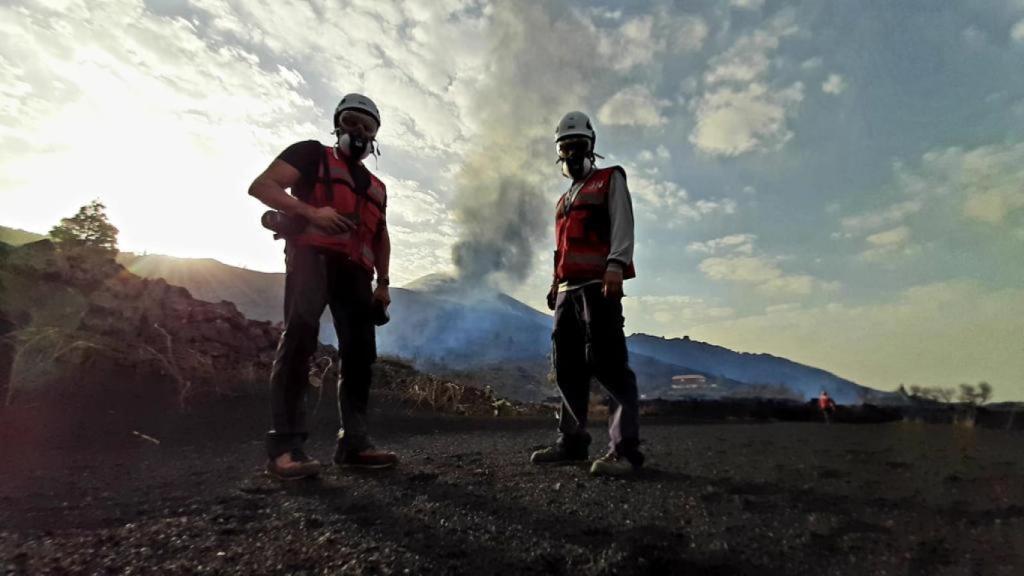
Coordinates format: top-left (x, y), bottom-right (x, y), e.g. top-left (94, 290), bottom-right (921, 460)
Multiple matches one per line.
top-left (557, 167), bottom-right (635, 292)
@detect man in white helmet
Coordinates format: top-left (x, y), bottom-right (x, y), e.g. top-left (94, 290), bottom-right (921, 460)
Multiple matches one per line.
top-left (248, 93), bottom-right (398, 479)
top-left (531, 111), bottom-right (644, 476)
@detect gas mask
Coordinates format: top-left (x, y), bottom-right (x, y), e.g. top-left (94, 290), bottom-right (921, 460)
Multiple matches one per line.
top-left (334, 109), bottom-right (379, 161)
top-left (336, 131), bottom-right (374, 161)
top-left (557, 137), bottom-right (594, 180)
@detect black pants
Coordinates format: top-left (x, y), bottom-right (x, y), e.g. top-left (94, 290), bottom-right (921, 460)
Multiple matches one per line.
top-left (266, 244), bottom-right (376, 459)
top-left (552, 283), bottom-right (640, 457)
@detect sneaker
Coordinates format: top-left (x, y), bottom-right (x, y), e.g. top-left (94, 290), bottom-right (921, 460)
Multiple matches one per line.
top-left (334, 446), bottom-right (399, 469)
top-left (266, 449), bottom-right (321, 480)
top-left (589, 451), bottom-right (643, 477)
top-left (530, 443), bottom-right (589, 465)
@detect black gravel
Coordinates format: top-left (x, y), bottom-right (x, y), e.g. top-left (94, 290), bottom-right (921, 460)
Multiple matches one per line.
top-left (1, 403), bottom-right (1022, 575)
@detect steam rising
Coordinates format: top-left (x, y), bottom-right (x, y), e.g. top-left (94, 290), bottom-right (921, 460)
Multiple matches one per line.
top-left (451, 2), bottom-right (599, 288)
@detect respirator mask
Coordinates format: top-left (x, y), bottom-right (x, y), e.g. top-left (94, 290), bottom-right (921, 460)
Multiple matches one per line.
top-left (334, 110), bottom-right (379, 161)
top-left (557, 136), bottom-right (594, 180)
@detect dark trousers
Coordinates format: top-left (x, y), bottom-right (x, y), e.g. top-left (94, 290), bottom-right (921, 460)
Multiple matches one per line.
top-left (266, 243), bottom-right (377, 459)
top-left (552, 283), bottom-right (640, 457)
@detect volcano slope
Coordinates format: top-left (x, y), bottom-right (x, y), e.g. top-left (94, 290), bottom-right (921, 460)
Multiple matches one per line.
top-left (1, 397), bottom-right (1022, 576)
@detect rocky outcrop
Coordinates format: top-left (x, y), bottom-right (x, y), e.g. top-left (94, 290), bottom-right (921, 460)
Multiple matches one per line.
top-left (2, 239), bottom-right (123, 293)
top-left (79, 270), bottom-right (281, 398)
top-left (1, 241), bottom-right (282, 407)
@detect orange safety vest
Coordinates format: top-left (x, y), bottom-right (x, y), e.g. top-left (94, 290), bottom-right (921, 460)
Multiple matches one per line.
top-left (293, 146), bottom-right (386, 272)
top-left (554, 166), bottom-right (636, 283)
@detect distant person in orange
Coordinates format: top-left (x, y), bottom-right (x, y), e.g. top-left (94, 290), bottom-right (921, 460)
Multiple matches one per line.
top-left (531, 111), bottom-right (644, 477)
top-left (819, 390), bottom-right (837, 423)
top-left (249, 93), bottom-right (397, 480)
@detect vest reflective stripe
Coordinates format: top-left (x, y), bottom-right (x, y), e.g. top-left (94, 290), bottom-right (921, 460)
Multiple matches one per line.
top-left (554, 166), bottom-right (636, 282)
top-left (293, 146), bottom-right (386, 272)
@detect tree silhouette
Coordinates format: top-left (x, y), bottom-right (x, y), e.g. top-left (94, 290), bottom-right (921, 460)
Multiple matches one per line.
top-left (49, 200), bottom-right (119, 252)
top-left (958, 382), bottom-right (993, 405)
top-left (977, 381), bottom-right (992, 404)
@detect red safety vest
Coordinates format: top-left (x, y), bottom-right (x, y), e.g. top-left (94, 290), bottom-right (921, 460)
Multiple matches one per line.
top-left (819, 394), bottom-right (834, 410)
top-left (554, 166), bottom-right (636, 283)
top-left (293, 146), bottom-right (386, 272)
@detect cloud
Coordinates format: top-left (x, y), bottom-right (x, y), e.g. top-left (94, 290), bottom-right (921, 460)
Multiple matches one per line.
top-left (702, 12), bottom-right (799, 85)
top-left (800, 56), bottom-right (823, 70)
top-left (700, 255), bottom-right (787, 283)
top-left (964, 188), bottom-right (1024, 224)
top-left (623, 295), bottom-right (735, 336)
top-left (865, 226), bottom-right (910, 247)
top-left (764, 302), bottom-right (801, 314)
top-left (729, 0), bottom-right (766, 10)
top-left (840, 200), bottom-right (923, 235)
top-left (598, 85), bottom-right (670, 127)
top-left (689, 10), bottom-right (805, 156)
top-left (636, 145), bottom-right (671, 164)
top-left (181, 0), bottom-right (492, 157)
top-left (860, 226), bottom-right (918, 263)
top-left (688, 281), bottom-right (1024, 400)
top-left (672, 14), bottom-right (710, 53)
top-left (822, 73), bottom-right (846, 95)
top-left (1012, 19), bottom-right (1024, 43)
top-left (693, 233), bottom-right (838, 296)
top-left (628, 172), bottom-right (736, 224)
top-left (388, 221), bottom-right (457, 285)
top-left (961, 26), bottom-right (987, 47)
top-left (690, 82), bottom-right (804, 156)
top-left (687, 233), bottom-right (756, 255)
top-left (592, 10), bottom-right (708, 71)
top-left (698, 255), bottom-right (838, 296)
top-left (896, 143), bottom-right (1024, 225)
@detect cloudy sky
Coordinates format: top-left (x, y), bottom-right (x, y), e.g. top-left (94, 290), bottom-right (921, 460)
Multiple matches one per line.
top-left (3, 0), bottom-right (1023, 399)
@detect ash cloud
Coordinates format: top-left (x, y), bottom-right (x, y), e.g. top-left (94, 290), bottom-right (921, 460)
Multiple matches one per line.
top-left (450, 1), bottom-right (600, 288)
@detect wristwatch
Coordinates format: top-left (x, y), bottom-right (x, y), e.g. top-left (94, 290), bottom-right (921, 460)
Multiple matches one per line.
top-left (377, 276), bottom-right (390, 286)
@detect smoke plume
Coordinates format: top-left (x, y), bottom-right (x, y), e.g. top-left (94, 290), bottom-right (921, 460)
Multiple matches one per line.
top-left (451, 1), bottom-right (600, 288)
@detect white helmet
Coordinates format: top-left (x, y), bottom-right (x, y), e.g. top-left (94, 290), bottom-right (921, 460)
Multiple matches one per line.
top-left (554, 111), bottom-right (595, 144)
top-left (334, 93), bottom-right (380, 129)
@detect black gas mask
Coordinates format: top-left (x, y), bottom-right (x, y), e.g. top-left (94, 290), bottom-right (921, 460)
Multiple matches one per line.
top-left (334, 109), bottom-right (379, 161)
top-left (557, 137), bottom-right (594, 180)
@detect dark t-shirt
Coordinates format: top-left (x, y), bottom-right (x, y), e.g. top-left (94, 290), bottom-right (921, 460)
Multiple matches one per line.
top-left (277, 140), bottom-right (378, 212)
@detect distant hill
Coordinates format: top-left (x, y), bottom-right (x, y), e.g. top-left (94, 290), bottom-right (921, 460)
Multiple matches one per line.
top-left (117, 253), bottom-right (284, 323)
top-left (627, 334), bottom-right (875, 404)
top-left (94, 248), bottom-right (884, 403)
top-left (0, 225), bottom-right (46, 246)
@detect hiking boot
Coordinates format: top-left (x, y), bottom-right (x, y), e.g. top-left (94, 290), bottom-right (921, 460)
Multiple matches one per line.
top-left (266, 449), bottom-right (321, 480)
top-left (334, 445), bottom-right (399, 469)
top-left (530, 442), bottom-right (589, 465)
top-left (589, 451), bottom-right (644, 477)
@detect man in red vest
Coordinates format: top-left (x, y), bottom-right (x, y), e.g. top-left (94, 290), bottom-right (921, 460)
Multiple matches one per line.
top-left (531, 111), bottom-right (644, 476)
top-left (819, 390), bottom-right (837, 423)
top-left (249, 93), bottom-right (398, 480)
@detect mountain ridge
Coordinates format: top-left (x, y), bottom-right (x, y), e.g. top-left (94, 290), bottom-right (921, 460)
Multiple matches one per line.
top-left (119, 254), bottom-right (882, 402)
top-left (0, 226), bottom-right (884, 403)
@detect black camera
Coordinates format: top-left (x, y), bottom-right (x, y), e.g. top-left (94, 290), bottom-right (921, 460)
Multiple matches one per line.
top-left (261, 210), bottom-right (307, 238)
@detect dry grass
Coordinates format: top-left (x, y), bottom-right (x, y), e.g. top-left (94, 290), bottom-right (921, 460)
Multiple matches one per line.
top-left (407, 379), bottom-right (470, 414)
top-left (6, 327), bottom-right (107, 406)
